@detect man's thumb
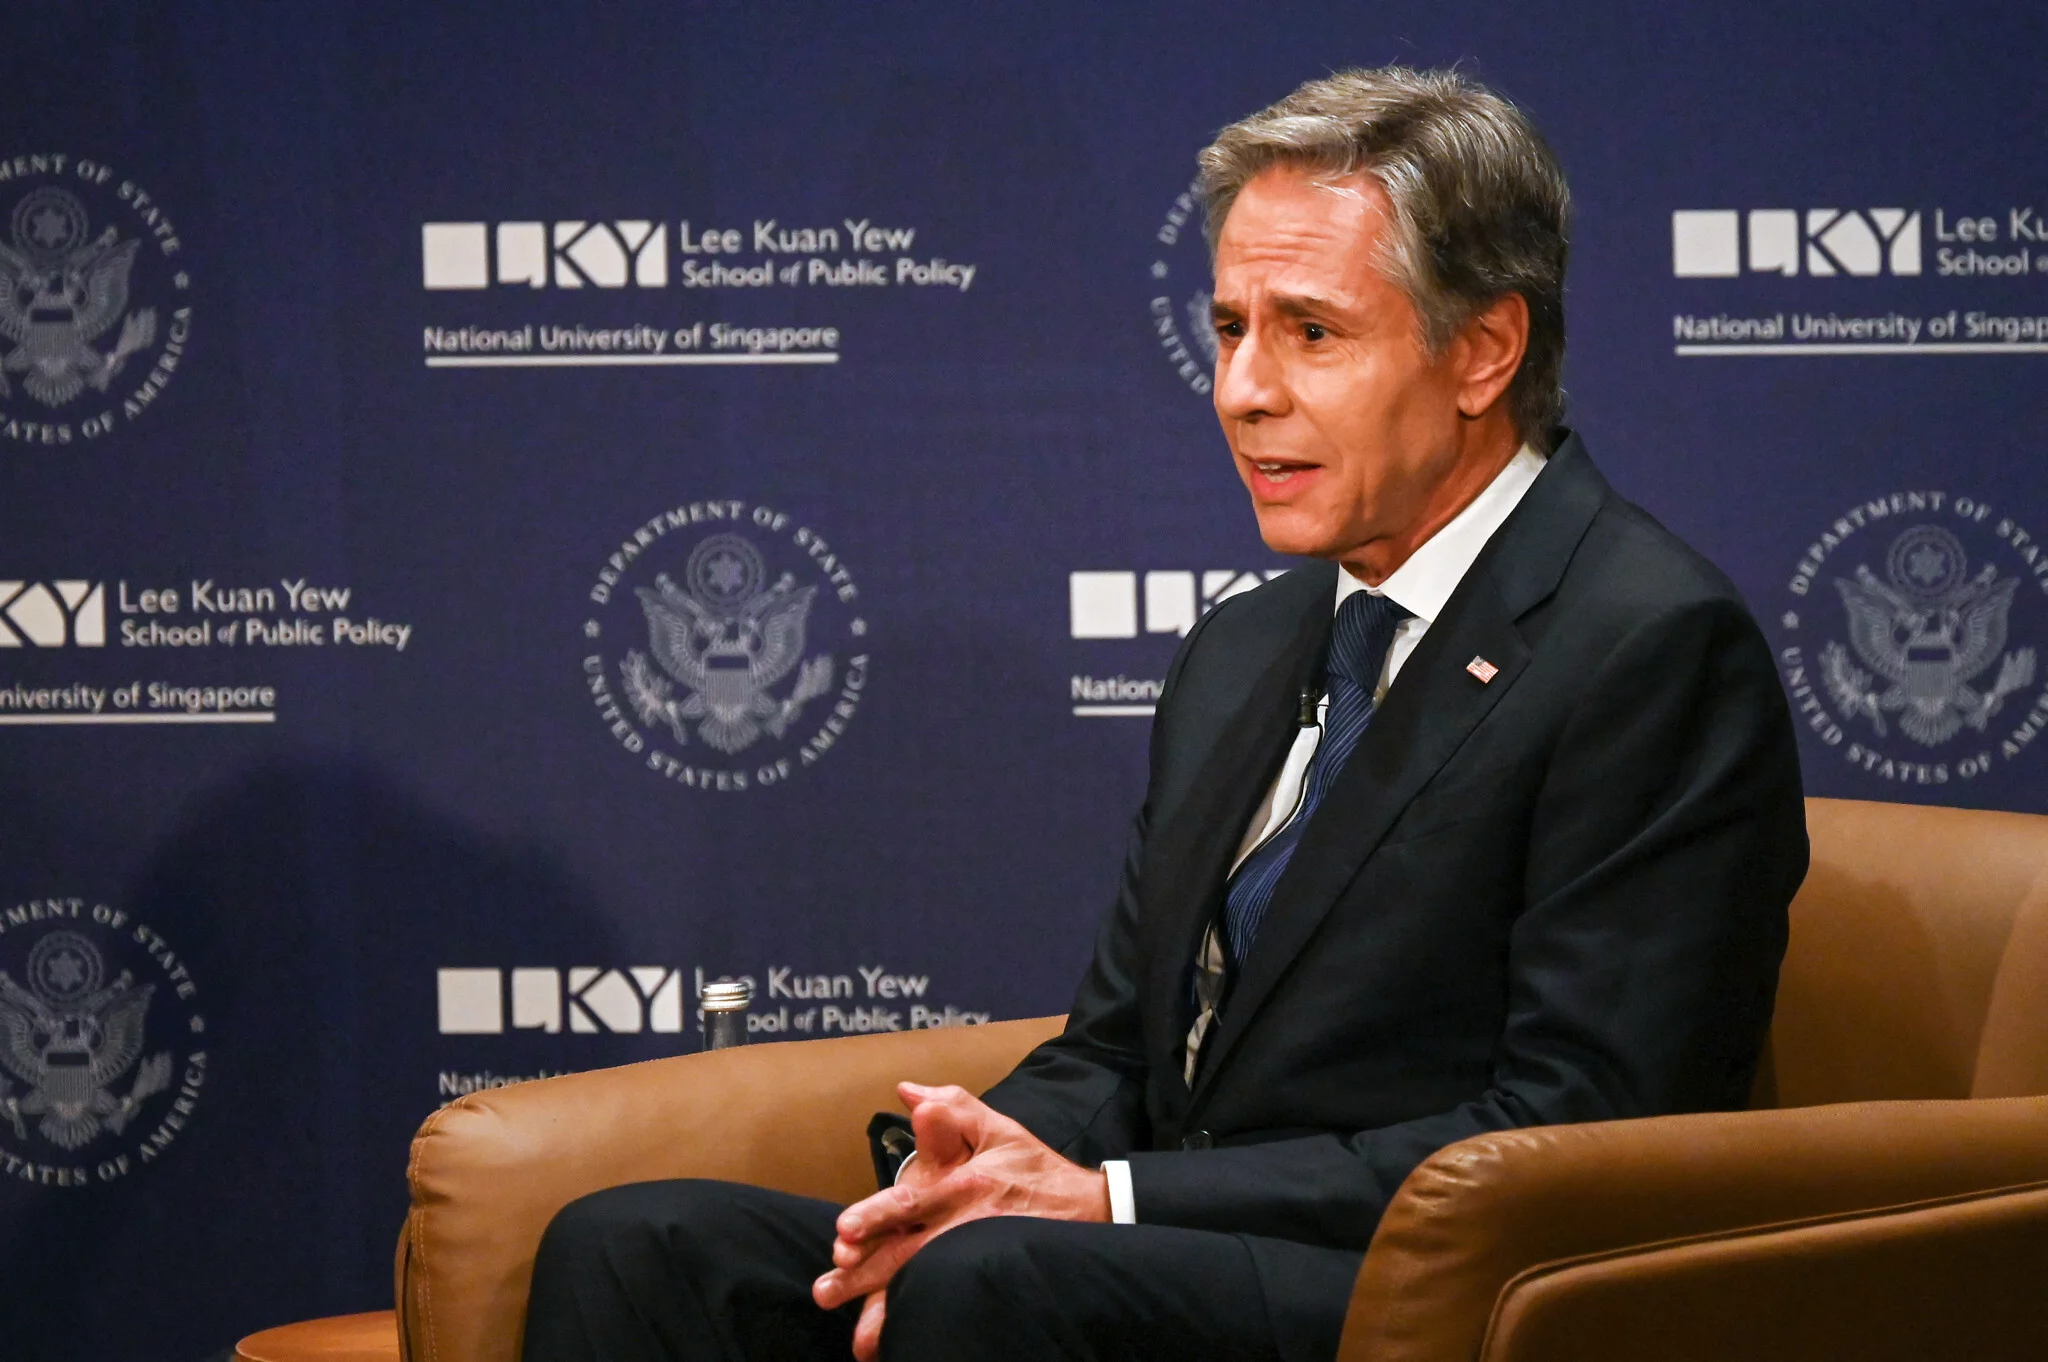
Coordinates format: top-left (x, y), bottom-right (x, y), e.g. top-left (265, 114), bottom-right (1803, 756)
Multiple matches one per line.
top-left (907, 1089), bottom-right (976, 1164)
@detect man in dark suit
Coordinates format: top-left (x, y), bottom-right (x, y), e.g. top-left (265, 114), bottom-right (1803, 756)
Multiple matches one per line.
top-left (522, 66), bottom-right (1808, 1362)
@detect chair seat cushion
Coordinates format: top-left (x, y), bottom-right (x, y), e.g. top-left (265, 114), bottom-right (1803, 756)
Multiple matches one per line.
top-left (235, 1310), bottom-right (399, 1362)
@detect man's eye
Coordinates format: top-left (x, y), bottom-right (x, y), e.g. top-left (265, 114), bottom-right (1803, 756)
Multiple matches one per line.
top-left (1216, 320), bottom-right (1243, 340)
top-left (1301, 323), bottom-right (1327, 342)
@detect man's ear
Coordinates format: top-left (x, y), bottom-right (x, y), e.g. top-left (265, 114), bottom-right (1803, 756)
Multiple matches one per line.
top-left (1452, 292), bottom-right (1529, 420)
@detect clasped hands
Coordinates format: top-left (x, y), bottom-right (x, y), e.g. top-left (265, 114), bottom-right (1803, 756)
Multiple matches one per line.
top-left (811, 1081), bottom-right (1110, 1361)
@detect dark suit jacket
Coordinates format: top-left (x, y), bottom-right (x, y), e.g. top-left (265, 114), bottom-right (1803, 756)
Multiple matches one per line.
top-left (984, 432), bottom-right (1809, 1253)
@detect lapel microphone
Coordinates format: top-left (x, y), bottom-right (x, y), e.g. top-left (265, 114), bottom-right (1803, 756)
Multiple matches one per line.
top-left (1298, 643), bottom-right (1330, 727)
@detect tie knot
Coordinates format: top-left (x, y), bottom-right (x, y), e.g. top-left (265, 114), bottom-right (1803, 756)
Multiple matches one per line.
top-left (1328, 591), bottom-right (1412, 688)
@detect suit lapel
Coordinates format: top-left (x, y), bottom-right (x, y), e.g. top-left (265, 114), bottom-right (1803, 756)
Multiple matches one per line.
top-left (1138, 582), bottom-right (1330, 1084)
top-left (1187, 435), bottom-right (1612, 1103)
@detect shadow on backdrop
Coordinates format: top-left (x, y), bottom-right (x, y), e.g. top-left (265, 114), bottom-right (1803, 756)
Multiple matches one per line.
top-left (0, 758), bottom-right (627, 1362)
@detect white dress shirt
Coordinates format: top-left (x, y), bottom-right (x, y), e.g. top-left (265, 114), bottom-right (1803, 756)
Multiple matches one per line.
top-left (1101, 443), bottom-right (1547, 1222)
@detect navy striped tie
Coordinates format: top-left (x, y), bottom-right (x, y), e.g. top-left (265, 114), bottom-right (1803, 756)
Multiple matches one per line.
top-left (1220, 590), bottom-right (1411, 964)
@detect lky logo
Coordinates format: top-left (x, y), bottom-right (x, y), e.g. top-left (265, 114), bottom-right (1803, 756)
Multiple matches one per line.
top-left (1672, 209), bottom-right (1922, 278)
top-left (436, 967), bottom-right (686, 1035)
top-left (1068, 570), bottom-right (1285, 639)
top-left (422, 217), bottom-right (931, 293)
top-left (0, 580), bottom-right (104, 646)
top-left (422, 221), bottom-right (669, 289)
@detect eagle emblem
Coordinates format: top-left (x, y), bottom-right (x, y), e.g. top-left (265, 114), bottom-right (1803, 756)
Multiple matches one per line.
top-left (0, 931), bottom-right (171, 1151)
top-left (0, 187), bottom-right (158, 408)
top-left (620, 532), bottom-right (834, 755)
top-left (1821, 525), bottom-right (2038, 747)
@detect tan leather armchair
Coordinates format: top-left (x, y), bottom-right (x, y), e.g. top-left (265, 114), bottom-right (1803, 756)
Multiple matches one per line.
top-left (237, 796), bottom-right (2048, 1361)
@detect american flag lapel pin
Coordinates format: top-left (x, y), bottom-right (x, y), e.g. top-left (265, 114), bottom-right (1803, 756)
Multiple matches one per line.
top-left (1466, 655), bottom-right (1499, 684)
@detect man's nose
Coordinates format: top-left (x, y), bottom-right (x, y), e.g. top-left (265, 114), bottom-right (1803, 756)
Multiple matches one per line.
top-left (1213, 322), bottom-right (1285, 424)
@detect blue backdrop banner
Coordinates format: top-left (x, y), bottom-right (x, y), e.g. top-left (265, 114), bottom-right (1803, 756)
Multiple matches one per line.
top-left (3, 2), bottom-right (2044, 1357)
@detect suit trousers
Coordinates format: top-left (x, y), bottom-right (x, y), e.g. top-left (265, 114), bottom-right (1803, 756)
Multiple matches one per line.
top-left (521, 1179), bottom-right (1361, 1362)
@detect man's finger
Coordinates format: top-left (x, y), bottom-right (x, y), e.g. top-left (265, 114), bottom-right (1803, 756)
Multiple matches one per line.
top-left (813, 1228), bottom-right (925, 1309)
top-left (836, 1180), bottom-right (931, 1243)
top-left (831, 1233), bottom-right (867, 1271)
top-left (831, 1222), bottom-right (913, 1270)
top-left (851, 1290), bottom-right (888, 1362)
top-left (896, 1081), bottom-right (970, 1107)
top-left (907, 1088), bottom-right (982, 1166)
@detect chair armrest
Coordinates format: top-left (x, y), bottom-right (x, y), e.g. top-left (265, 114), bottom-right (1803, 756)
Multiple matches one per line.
top-left (1338, 1095), bottom-right (2048, 1362)
top-left (1481, 1179), bottom-right (2048, 1362)
top-left (399, 1016), bottom-right (1063, 1362)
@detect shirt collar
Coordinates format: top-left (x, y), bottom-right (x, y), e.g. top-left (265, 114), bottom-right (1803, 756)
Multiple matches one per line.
top-left (1334, 444), bottom-right (1548, 621)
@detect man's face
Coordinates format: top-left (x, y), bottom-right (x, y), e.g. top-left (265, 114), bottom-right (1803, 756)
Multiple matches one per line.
top-left (1210, 167), bottom-right (1473, 572)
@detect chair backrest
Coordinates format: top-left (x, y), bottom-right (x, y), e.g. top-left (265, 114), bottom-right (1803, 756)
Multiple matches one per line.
top-left (1343, 796), bottom-right (2048, 1362)
top-left (1761, 797), bottom-right (2048, 1107)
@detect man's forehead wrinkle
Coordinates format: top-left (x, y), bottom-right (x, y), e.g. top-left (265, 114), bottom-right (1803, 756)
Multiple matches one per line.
top-left (1215, 231), bottom-right (1370, 287)
top-left (1219, 213), bottom-right (1351, 256)
top-left (1214, 240), bottom-right (1376, 313)
top-left (1217, 192), bottom-right (1389, 294)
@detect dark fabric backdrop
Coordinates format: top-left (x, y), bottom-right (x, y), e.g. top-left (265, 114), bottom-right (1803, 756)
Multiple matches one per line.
top-left (2, 2), bottom-right (2043, 1356)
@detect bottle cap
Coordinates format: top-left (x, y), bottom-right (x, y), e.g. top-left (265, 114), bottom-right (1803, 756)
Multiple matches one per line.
top-left (701, 978), bottom-right (754, 1013)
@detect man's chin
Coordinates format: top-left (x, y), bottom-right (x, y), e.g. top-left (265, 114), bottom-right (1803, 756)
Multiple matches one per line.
top-left (1251, 507), bottom-right (1341, 560)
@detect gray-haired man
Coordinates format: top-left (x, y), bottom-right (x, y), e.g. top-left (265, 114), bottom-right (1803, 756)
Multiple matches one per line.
top-left (522, 66), bottom-right (1806, 1362)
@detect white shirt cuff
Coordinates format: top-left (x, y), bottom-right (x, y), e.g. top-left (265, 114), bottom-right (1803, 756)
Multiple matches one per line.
top-left (1102, 1159), bottom-right (1136, 1224)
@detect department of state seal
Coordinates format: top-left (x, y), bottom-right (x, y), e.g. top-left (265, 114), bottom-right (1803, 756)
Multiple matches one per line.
top-left (1145, 176), bottom-right (1216, 396)
top-left (0, 898), bottom-right (208, 1187)
top-left (1777, 490), bottom-right (2048, 786)
top-left (0, 154), bottom-right (193, 447)
top-left (582, 500), bottom-right (869, 791)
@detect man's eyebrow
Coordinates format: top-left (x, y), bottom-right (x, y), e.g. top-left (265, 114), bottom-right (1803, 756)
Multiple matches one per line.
top-left (1270, 292), bottom-right (1342, 318)
top-left (1210, 292), bottom-right (1346, 322)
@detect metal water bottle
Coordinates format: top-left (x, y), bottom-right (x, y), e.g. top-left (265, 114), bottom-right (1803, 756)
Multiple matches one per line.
top-left (701, 977), bottom-right (754, 1050)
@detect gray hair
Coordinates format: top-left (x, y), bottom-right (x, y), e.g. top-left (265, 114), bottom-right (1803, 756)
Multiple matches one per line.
top-left (1198, 67), bottom-right (1571, 448)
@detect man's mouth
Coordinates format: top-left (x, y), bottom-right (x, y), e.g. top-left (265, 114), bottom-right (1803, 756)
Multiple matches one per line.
top-left (1247, 458), bottom-right (1320, 490)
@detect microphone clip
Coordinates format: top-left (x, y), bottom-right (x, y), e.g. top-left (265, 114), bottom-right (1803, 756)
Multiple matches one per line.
top-left (1295, 683), bottom-right (1321, 728)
